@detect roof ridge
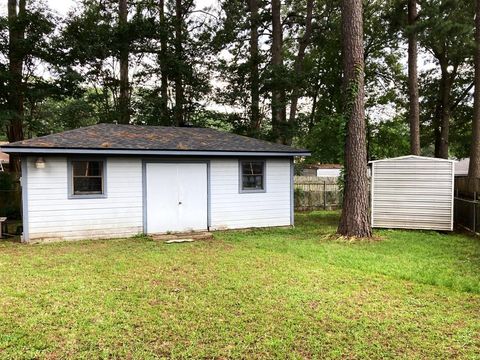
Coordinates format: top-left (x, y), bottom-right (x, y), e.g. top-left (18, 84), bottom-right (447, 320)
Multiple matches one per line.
top-left (1, 124), bottom-right (310, 155)
top-left (99, 123), bottom-right (214, 130)
top-left (82, 124), bottom-right (299, 150)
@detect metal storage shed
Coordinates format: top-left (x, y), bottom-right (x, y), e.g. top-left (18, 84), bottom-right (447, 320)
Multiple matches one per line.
top-left (370, 155), bottom-right (454, 231)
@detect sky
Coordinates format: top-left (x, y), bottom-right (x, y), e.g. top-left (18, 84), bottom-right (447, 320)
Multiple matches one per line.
top-left (46, 0), bottom-right (74, 14)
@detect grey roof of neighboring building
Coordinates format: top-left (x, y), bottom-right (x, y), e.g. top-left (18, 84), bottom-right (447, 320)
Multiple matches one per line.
top-left (1, 124), bottom-right (310, 157)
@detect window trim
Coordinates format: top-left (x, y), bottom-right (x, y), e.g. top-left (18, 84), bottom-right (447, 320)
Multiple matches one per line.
top-left (239, 159), bottom-right (266, 193)
top-left (67, 158), bottom-right (107, 199)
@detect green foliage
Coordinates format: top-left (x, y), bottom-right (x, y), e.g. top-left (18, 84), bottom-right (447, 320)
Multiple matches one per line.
top-left (295, 0), bottom-right (406, 160)
top-left (343, 64), bottom-right (363, 117)
top-left (0, 0), bottom-right (84, 137)
top-left (0, 172), bottom-right (16, 191)
top-left (211, 0), bottom-right (269, 136)
top-left (415, 0), bottom-right (474, 157)
top-left (302, 114), bottom-right (345, 163)
top-left (417, 0), bottom-right (474, 64)
top-left (26, 96), bottom-right (98, 137)
top-left (131, 87), bottom-right (173, 126)
top-left (293, 186), bottom-right (305, 200)
top-left (369, 117), bottom-right (410, 160)
top-left (0, 172), bottom-right (21, 219)
top-left (188, 110), bottom-right (237, 132)
top-left (450, 102), bottom-right (473, 159)
top-left (294, 161), bottom-right (308, 175)
top-left (61, 0), bottom-right (215, 126)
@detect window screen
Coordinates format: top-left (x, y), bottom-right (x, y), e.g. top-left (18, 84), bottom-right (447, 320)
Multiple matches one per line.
top-left (71, 160), bottom-right (104, 195)
top-left (240, 161), bottom-right (265, 191)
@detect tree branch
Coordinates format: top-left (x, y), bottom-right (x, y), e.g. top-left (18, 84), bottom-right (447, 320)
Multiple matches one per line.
top-left (451, 82), bottom-right (474, 111)
top-left (190, 9), bottom-right (219, 19)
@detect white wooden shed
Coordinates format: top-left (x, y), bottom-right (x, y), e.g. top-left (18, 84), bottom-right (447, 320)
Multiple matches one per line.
top-left (370, 155), bottom-right (455, 231)
top-left (1, 124), bottom-right (310, 243)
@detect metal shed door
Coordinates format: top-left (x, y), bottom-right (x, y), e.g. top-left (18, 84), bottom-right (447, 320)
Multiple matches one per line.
top-left (146, 163), bottom-right (208, 233)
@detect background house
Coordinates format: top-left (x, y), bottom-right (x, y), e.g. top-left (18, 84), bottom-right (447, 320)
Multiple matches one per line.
top-left (301, 164), bottom-right (342, 178)
top-left (454, 158), bottom-right (469, 176)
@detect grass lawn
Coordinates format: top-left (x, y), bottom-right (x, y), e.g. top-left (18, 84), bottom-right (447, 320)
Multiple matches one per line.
top-left (0, 211), bottom-right (479, 359)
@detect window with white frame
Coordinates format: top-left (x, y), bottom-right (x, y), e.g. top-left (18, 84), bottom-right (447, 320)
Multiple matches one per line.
top-left (70, 160), bottom-right (105, 196)
top-left (240, 160), bottom-right (265, 192)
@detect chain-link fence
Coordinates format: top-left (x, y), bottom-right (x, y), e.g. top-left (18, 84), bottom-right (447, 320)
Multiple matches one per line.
top-left (454, 176), bottom-right (479, 234)
top-left (454, 197), bottom-right (478, 233)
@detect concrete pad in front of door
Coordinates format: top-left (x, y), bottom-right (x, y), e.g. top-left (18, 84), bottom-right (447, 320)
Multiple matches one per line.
top-left (150, 232), bottom-right (214, 242)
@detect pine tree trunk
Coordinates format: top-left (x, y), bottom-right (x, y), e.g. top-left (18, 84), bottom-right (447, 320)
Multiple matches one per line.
top-left (159, 0), bottom-right (169, 122)
top-left (287, 0), bottom-right (314, 144)
top-left (337, 0), bottom-right (372, 238)
top-left (434, 69), bottom-right (452, 158)
top-left (438, 89), bottom-right (451, 159)
top-left (271, 0), bottom-right (287, 144)
top-left (308, 84), bottom-right (319, 132)
top-left (7, 0), bottom-right (26, 174)
top-left (469, 0), bottom-right (480, 177)
top-left (432, 55), bottom-right (454, 159)
top-left (174, 0), bottom-right (184, 127)
top-left (118, 0), bottom-right (130, 124)
top-left (248, 0), bottom-right (260, 137)
top-left (433, 80), bottom-right (444, 157)
top-left (407, 0), bottom-right (420, 155)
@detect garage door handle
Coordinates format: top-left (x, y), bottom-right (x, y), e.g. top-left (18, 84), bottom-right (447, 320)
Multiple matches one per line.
top-left (178, 201), bottom-right (182, 205)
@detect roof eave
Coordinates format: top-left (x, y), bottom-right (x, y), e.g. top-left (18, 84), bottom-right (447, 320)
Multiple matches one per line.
top-left (368, 155), bottom-right (455, 164)
top-left (0, 147), bottom-right (311, 157)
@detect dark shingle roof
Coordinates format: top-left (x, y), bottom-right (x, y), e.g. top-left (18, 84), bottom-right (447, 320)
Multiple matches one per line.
top-left (1, 124), bottom-right (309, 156)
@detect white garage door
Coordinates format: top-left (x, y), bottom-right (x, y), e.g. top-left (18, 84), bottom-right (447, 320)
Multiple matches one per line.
top-left (146, 163), bottom-right (208, 234)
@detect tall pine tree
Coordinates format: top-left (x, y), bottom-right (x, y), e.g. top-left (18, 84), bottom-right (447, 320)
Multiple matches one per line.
top-left (337, 0), bottom-right (372, 238)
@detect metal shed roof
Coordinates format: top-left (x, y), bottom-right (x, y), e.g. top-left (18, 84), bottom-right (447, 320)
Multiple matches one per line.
top-left (369, 155), bottom-right (455, 164)
top-left (1, 124), bottom-right (310, 157)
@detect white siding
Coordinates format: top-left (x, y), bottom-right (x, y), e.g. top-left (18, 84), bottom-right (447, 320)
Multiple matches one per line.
top-left (210, 158), bottom-right (291, 229)
top-left (371, 156), bottom-right (454, 231)
top-left (23, 156), bottom-right (293, 242)
top-left (25, 156), bottom-right (143, 242)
